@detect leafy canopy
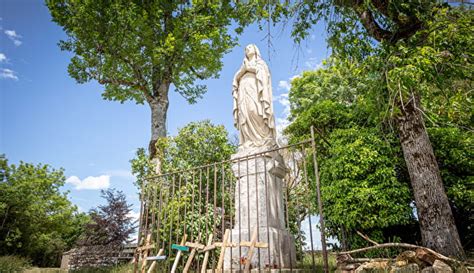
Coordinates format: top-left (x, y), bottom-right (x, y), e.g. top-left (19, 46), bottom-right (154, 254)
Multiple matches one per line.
top-left (284, 61), bottom-right (415, 248)
top-left (47, 0), bottom-right (255, 104)
top-left (131, 120), bottom-right (236, 257)
top-left (131, 120), bottom-right (236, 188)
top-left (0, 155), bottom-right (88, 267)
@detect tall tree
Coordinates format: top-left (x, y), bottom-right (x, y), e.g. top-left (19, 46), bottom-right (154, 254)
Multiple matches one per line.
top-left (78, 188), bottom-right (136, 246)
top-left (46, 0), bottom-right (253, 162)
top-left (277, 2), bottom-right (471, 258)
top-left (0, 155), bottom-right (88, 267)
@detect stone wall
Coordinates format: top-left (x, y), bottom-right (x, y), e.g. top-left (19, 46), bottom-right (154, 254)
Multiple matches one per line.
top-left (62, 245), bottom-right (126, 270)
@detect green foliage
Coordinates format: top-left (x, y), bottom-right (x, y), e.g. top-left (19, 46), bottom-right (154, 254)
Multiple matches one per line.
top-left (383, 7), bottom-right (473, 119)
top-left (282, 4), bottom-right (473, 252)
top-left (156, 120), bottom-right (236, 173)
top-left (429, 128), bottom-right (474, 249)
top-left (130, 148), bottom-right (155, 190)
top-left (284, 56), bottom-right (417, 249)
top-left (0, 155), bottom-right (88, 267)
top-left (286, 58), bottom-right (379, 142)
top-left (0, 255), bottom-right (31, 272)
top-left (46, 0), bottom-right (256, 104)
top-left (131, 121), bottom-right (235, 260)
top-left (286, 53), bottom-right (473, 248)
top-left (321, 128), bottom-right (413, 231)
top-left (131, 120), bottom-right (236, 188)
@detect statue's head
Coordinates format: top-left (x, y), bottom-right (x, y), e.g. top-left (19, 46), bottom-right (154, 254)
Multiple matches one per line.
top-left (245, 44), bottom-right (261, 60)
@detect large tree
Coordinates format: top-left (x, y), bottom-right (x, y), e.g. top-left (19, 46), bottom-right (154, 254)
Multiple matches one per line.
top-left (278, 2), bottom-right (472, 258)
top-left (78, 188), bottom-right (136, 246)
top-left (46, 0), bottom-right (253, 161)
top-left (0, 155), bottom-right (88, 267)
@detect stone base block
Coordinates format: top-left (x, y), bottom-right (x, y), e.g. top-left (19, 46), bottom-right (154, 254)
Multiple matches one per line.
top-left (224, 227), bottom-right (296, 270)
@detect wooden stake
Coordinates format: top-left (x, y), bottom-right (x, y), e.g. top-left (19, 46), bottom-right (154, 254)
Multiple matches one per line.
top-left (146, 249), bottom-right (164, 273)
top-left (236, 227), bottom-right (268, 272)
top-left (216, 229), bottom-right (230, 273)
top-left (244, 227), bottom-right (258, 272)
top-left (140, 234), bottom-right (153, 273)
top-left (200, 234), bottom-right (214, 273)
top-left (183, 235), bottom-right (203, 273)
top-left (171, 234), bottom-right (188, 273)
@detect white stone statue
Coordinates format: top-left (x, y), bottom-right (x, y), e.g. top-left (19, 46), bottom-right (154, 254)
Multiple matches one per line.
top-left (226, 44), bottom-right (296, 269)
top-left (232, 44), bottom-right (276, 149)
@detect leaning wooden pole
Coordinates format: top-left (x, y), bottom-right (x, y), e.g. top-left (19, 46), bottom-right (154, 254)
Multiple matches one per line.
top-left (133, 183), bottom-right (145, 273)
top-left (311, 126), bottom-right (329, 273)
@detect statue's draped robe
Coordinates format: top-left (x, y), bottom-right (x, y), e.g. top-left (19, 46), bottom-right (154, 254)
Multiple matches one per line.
top-left (233, 59), bottom-right (276, 148)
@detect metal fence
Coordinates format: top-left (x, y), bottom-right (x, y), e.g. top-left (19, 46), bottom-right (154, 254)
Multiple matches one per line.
top-left (136, 128), bottom-right (329, 272)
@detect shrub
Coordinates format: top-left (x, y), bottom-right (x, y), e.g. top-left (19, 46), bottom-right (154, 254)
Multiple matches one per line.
top-left (0, 255), bottom-right (31, 272)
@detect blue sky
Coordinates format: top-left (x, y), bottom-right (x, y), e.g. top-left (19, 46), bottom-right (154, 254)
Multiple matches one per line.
top-left (0, 0), bottom-right (330, 246)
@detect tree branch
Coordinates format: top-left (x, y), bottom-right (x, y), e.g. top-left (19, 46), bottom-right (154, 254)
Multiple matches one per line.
top-left (190, 66), bottom-right (206, 80)
top-left (356, 230), bottom-right (379, 245)
top-left (339, 243), bottom-right (462, 266)
top-left (355, 7), bottom-right (393, 42)
top-left (97, 77), bottom-right (146, 93)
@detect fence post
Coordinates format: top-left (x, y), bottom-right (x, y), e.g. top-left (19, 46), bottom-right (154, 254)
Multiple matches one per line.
top-left (310, 126), bottom-right (329, 273)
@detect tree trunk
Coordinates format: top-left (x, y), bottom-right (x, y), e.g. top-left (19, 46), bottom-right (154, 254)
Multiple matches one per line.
top-left (396, 95), bottom-right (465, 259)
top-left (148, 83), bottom-right (170, 160)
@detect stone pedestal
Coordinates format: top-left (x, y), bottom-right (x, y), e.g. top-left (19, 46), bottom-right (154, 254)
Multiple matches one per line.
top-left (224, 148), bottom-right (296, 269)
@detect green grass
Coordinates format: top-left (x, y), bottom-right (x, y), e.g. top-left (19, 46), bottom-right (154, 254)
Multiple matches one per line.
top-left (70, 264), bottom-right (134, 273)
top-left (297, 251), bottom-right (337, 272)
top-left (0, 255), bottom-right (31, 273)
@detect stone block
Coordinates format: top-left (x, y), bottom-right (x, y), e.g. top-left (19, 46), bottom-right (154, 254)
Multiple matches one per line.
top-left (432, 260), bottom-right (452, 273)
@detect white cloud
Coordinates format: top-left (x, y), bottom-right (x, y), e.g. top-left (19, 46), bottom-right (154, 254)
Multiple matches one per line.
top-left (0, 68), bottom-right (18, 80)
top-left (278, 80), bottom-right (291, 91)
top-left (274, 92), bottom-right (291, 143)
top-left (66, 175), bottom-right (110, 190)
top-left (0, 53), bottom-right (6, 62)
top-left (127, 211), bottom-right (140, 242)
top-left (4, 29), bottom-right (22, 46)
top-left (274, 73), bottom-right (304, 143)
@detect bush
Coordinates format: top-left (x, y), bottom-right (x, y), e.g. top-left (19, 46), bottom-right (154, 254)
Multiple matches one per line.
top-left (0, 255), bottom-right (31, 272)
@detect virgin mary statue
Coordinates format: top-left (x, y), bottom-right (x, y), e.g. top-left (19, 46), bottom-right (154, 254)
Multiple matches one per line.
top-left (232, 44), bottom-right (276, 150)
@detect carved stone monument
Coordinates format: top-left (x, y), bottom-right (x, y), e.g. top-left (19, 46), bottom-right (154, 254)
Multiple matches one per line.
top-left (224, 44), bottom-right (296, 270)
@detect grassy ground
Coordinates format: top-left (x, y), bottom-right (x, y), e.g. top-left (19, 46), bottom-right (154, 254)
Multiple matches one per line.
top-left (23, 269), bottom-right (68, 273)
top-left (13, 252), bottom-right (336, 273)
top-left (22, 264), bottom-right (134, 273)
top-left (297, 251), bottom-right (337, 272)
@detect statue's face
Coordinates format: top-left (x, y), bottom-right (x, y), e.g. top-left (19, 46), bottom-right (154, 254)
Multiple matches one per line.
top-left (245, 45), bottom-right (256, 59)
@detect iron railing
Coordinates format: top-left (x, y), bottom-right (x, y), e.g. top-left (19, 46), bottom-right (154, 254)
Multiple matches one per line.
top-left (135, 127), bottom-right (329, 273)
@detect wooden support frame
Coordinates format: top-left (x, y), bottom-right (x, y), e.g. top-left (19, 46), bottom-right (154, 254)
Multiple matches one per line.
top-left (171, 234), bottom-right (188, 273)
top-left (183, 234), bottom-right (204, 273)
top-left (146, 249), bottom-right (165, 273)
top-left (138, 234), bottom-right (154, 273)
top-left (200, 234), bottom-right (214, 273)
top-left (240, 227), bottom-right (268, 272)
